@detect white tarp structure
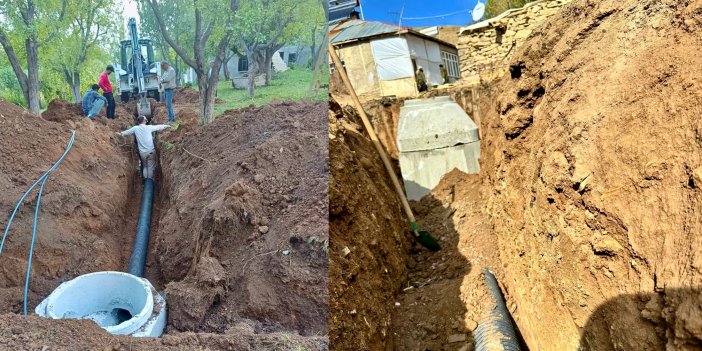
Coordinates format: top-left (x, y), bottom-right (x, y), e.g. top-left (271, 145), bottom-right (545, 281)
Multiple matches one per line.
top-left (407, 36), bottom-right (442, 86)
top-left (369, 37), bottom-right (414, 81)
top-left (368, 35), bottom-right (444, 88)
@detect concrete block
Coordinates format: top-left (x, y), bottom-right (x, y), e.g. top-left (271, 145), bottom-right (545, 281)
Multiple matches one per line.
top-left (397, 97), bottom-right (480, 201)
top-left (399, 142), bottom-right (480, 201)
top-left (397, 96), bottom-right (479, 152)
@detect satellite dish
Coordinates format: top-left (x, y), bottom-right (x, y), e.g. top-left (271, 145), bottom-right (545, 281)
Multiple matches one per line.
top-left (472, 1), bottom-right (485, 22)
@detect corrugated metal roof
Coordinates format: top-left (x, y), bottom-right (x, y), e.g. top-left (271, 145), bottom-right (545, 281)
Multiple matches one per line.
top-left (330, 20), bottom-right (404, 44)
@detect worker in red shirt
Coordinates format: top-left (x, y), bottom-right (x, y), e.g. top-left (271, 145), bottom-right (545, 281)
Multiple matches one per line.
top-left (98, 65), bottom-right (116, 119)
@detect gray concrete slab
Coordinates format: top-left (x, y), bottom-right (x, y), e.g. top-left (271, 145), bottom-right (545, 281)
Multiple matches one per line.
top-left (397, 96), bottom-right (480, 152)
top-left (397, 96), bottom-right (481, 200)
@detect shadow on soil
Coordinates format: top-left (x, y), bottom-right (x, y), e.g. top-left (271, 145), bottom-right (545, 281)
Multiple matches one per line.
top-left (390, 192), bottom-right (473, 350)
top-left (579, 288), bottom-right (702, 351)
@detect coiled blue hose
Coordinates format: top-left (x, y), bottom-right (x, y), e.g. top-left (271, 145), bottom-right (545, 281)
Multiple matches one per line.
top-left (0, 130), bottom-right (75, 315)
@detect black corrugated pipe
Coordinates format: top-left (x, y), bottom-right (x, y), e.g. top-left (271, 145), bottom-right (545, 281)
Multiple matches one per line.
top-left (474, 269), bottom-right (522, 351)
top-left (127, 178), bottom-right (155, 277)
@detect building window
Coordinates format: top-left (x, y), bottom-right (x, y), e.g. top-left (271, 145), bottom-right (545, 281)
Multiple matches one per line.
top-left (238, 56), bottom-right (248, 72)
top-left (288, 53), bottom-right (298, 65)
top-left (441, 51), bottom-right (460, 80)
top-left (279, 51), bottom-right (285, 59)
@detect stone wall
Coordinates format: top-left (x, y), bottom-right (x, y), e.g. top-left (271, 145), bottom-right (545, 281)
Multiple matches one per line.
top-left (457, 0), bottom-right (573, 83)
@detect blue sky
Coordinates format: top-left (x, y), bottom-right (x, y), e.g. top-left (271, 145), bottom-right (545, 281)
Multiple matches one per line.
top-left (357, 0), bottom-right (483, 27)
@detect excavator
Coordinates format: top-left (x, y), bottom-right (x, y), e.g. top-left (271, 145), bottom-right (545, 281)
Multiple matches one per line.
top-left (117, 18), bottom-right (161, 120)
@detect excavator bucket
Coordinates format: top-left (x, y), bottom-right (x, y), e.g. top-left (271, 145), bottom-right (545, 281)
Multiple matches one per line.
top-left (137, 97), bottom-right (152, 120)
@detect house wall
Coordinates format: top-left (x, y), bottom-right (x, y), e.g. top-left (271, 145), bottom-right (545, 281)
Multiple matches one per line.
top-left (222, 56), bottom-right (247, 79)
top-left (219, 52), bottom-right (289, 79)
top-left (457, 0), bottom-right (572, 84)
top-left (279, 45), bottom-right (313, 67)
top-left (378, 78), bottom-right (416, 98)
top-left (335, 43), bottom-right (382, 98)
top-left (333, 35), bottom-right (460, 98)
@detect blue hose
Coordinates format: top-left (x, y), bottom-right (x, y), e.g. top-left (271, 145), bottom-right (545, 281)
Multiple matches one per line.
top-left (23, 177), bottom-right (48, 315)
top-left (0, 130), bottom-right (75, 315)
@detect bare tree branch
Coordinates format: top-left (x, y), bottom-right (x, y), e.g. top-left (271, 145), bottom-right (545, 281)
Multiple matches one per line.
top-left (147, 0), bottom-right (197, 69)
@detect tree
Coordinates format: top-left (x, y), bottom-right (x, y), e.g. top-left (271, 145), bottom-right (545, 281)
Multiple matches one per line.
top-left (234, 0), bottom-right (320, 98)
top-left (138, 0), bottom-right (196, 86)
top-left (45, 0), bottom-right (116, 103)
top-left (485, 0), bottom-right (536, 19)
top-left (146, 0), bottom-right (239, 124)
top-left (0, 0), bottom-right (68, 114)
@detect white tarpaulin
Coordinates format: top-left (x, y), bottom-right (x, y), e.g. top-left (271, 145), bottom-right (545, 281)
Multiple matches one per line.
top-left (407, 36), bottom-right (428, 59)
top-left (407, 36), bottom-right (443, 86)
top-left (370, 37), bottom-right (414, 81)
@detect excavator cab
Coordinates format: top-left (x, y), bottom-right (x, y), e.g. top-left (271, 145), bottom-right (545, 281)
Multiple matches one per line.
top-left (118, 39), bottom-right (161, 104)
top-left (117, 18), bottom-right (162, 120)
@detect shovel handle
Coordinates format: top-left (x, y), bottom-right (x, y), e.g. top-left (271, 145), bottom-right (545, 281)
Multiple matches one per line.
top-left (328, 44), bottom-right (416, 224)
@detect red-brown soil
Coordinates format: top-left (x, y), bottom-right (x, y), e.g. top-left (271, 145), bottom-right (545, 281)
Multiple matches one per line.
top-left (0, 97), bottom-right (328, 349)
top-left (155, 100), bottom-right (329, 336)
top-left (480, 0), bottom-right (702, 349)
top-left (328, 97), bottom-right (411, 350)
top-left (328, 97), bottom-right (500, 351)
top-left (331, 1), bottom-right (702, 349)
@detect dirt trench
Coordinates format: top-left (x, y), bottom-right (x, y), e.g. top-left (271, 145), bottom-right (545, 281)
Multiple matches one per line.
top-left (331, 0), bottom-right (702, 350)
top-left (0, 97), bottom-right (328, 350)
top-left (329, 95), bottom-right (506, 351)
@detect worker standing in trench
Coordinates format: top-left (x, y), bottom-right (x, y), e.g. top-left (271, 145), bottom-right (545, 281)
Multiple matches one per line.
top-left (116, 116), bottom-right (171, 179)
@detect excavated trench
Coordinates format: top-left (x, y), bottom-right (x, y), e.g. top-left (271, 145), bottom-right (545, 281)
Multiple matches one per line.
top-left (330, 95), bottom-right (520, 351)
top-left (1, 97), bottom-right (329, 349)
top-left (332, 1), bottom-right (702, 350)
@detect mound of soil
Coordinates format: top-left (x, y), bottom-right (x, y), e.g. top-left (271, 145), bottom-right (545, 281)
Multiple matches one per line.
top-left (42, 98), bottom-right (138, 127)
top-left (0, 98), bottom-right (134, 313)
top-left (480, 0), bottom-right (702, 349)
top-left (154, 100), bottom-right (329, 338)
top-left (0, 314), bottom-right (326, 350)
top-left (328, 97), bottom-right (412, 350)
top-left (174, 87), bottom-right (200, 104)
top-left (41, 100), bottom-right (83, 123)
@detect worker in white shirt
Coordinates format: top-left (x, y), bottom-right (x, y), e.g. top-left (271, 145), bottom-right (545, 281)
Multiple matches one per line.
top-left (116, 116), bottom-right (170, 179)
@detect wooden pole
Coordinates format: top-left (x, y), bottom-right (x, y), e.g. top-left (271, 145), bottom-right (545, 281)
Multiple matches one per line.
top-left (328, 43), bottom-right (417, 225)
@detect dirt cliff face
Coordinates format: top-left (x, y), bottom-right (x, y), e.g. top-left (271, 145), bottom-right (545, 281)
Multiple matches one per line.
top-left (0, 99), bottom-right (136, 312)
top-left (480, 0), bottom-right (702, 349)
top-left (328, 98), bottom-right (412, 350)
top-left (156, 101), bottom-right (329, 337)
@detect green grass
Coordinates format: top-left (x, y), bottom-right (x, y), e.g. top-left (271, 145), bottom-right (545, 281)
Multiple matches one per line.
top-left (214, 68), bottom-right (328, 116)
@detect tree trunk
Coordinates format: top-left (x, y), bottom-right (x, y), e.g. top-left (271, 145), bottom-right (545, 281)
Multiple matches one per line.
top-left (198, 56), bottom-right (224, 124)
top-left (264, 48), bottom-right (275, 85)
top-left (246, 50), bottom-right (257, 98)
top-left (223, 59), bottom-right (231, 81)
top-left (0, 31), bottom-right (31, 109)
top-left (25, 38), bottom-right (42, 114)
top-left (310, 25), bottom-right (317, 68)
top-left (197, 73), bottom-right (216, 124)
top-left (65, 70), bottom-right (81, 103)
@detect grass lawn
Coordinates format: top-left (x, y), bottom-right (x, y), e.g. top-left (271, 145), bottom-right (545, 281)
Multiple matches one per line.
top-left (214, 68), bottom-right (328, 116)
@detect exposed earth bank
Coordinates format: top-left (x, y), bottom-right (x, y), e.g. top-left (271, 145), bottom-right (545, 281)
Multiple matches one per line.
top-left (0, 96), bottom-right (328, 350)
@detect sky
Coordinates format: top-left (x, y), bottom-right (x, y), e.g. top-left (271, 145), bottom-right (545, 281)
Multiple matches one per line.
top-left (357, 0), bottom-right (484, 27)
top-left (123, 0), bottom-right (139, 20)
